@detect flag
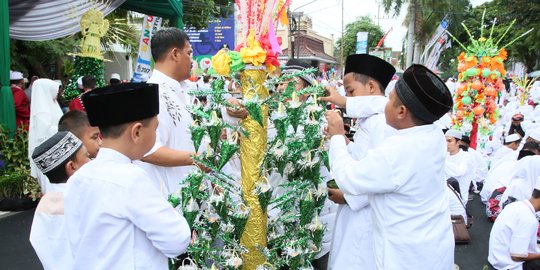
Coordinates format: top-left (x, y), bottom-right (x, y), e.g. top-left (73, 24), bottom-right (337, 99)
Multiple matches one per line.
top-left (376, 27), bottom-right (393, 49)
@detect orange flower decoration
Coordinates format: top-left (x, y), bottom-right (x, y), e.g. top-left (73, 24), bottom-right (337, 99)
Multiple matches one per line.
top-left (457, 52), bottom-right (466, 62)
top-left (490, 57), bottom-right (506, 76)
top-left (498, 48), bottom-right (508, 60)
top-left (481, 56), bottom-right (492, 68)
top-left (463, 56), bottom-right (478, 70)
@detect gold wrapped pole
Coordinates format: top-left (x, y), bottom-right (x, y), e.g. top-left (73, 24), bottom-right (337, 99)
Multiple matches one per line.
top-left (239, 66), bottom-right (269, 269)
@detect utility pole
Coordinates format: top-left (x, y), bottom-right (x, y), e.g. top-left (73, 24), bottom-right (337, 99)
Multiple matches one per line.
top-left (340, 0), bottom-right (344, 73)
top-left (406, 0), bottom-right (416, 67)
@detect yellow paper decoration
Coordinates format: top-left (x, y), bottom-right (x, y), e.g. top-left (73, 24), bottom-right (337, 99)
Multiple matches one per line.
top-left (240, 31), bottom-right (267, 66)
top-left (239, 67), bottom-right (269, 269)
top-left (78, 9), bottom-right (109, 60)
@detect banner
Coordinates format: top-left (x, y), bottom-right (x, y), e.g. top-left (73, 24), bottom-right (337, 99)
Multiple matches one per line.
top-left (425, 33), bottom-right (451, 70)
top-left (356, 32), bottom-right (369, 54)
top-left (133, 15), bottom-right (162, 82)
top-left (420, 17), bottom-right (449, 64)
top-left (186, 15), bottom-right (235, 57)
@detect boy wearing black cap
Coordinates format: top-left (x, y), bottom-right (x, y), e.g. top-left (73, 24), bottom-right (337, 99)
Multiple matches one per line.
top-left (323, 54), bottom-right (395, 270)
top-left (29, 131), bottom-right (90, 270)
top-left (326, 64), bottom-right (455, 269)
top-left (64, 83), bottom-right (191, 269)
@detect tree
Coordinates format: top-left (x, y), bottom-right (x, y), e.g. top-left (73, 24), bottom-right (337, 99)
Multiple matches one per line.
top-left (461, 0), bottom-right (539, 72)
top-left (182, 0), bottom-right (235, 29)
top-left (334, 16), bottom-right (384, 60)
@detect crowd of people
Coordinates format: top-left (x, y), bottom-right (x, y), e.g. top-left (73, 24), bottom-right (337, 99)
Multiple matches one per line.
top-left (7, 26), bottom-right (540, 270)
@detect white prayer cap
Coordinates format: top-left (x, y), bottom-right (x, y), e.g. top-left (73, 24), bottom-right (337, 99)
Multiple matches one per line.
top-left (445, 129), bottom-right (462, 140)
top-left (110, 73), bottom-right (121, 80)
top-left (528, 129), bottom-right (540, 141)
top-left (505, 133), bottom-right (521, 143)
top-left (31, 131), bottom-right (82, 174)
top-left (10, 70), bottom-right (23, 80)
top-left (534, 177), bottom-right (540, 191)
top-left (77, 76), bottom-right (84, 89)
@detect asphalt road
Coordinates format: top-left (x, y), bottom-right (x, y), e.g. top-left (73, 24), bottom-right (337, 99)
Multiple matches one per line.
top-left (0, 194), bottom-right (492, 270)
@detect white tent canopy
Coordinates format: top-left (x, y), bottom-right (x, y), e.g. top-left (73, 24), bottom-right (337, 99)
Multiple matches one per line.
top-left (9, 0), bottom-right (126, 41)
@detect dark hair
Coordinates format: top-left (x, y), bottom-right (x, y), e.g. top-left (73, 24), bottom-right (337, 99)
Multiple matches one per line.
top-left (532, 188), bottom-right (540, 199)
top-left (110, 78), bottom-right (121, 85)
top-left (151, 28), bottom-right (190, 62)
top-left (58, 110), bottom-right (91, 139)
top-left (458, 144), bottom-right (469, 152)
top-left (99, 117), bottom-right (154, 139)
top-left (523, 141), bottom-right (540, 153)
top-left (82, 75), bottom-right (96, 89)
top-left (351, 73), bottom-right (384, 95)
top-left (44, 145), bottom-right (82, 183)
top-left (518, 150), bottom-right (536, 160)
top-left (10, 79), bottom-right (23, 86)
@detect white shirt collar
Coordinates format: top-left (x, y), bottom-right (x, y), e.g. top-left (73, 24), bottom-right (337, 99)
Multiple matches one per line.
top-left (96, 148), bottom-right (132, 164)
top-left (148, 69), bottom-right (184, 91)
top-left (523, 200), bottom-right (536, 214)
top-left (49, 183), bottom-right (67, 192)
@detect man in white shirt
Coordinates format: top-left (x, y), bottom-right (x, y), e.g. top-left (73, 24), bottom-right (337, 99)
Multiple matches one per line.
top-left (325, 64), bottom-right (455, 270)
top-left (488, 182), bottom-right (540, 270)
top-left (445, 129), bottom-right (474, 204)
top-left (491, 134), bottom-right (522, 168)
top-left (65, 83), bottom-right (191, 269)
top-left (30, 131), bottom-right (90, 270)
top-left (321, 54), bottom-right (396, 270)
top-left (135, 28), bottom-right (201, 195)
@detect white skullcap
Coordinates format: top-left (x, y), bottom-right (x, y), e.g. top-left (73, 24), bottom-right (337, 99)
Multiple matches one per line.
top-left (445, 129), bottom-right (462, 140)
top-left (77, 76), bottom-right (84, 89)
top-left (10, 71), bottom-right (23, 80)
top-left (110, 73), bottom-right (121, 80)
top-left (505, 133), bottom-right (521, 143)
top-left (528, 129), bottom-right (540, 141)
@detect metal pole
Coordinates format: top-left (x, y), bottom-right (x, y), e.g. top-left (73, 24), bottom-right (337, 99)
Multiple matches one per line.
top-left (340, 0), bottom-right (344, 73)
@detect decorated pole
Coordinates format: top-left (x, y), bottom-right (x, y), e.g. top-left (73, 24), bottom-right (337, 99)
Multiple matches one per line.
top-left (238, 66), bottom-right (269, 268)
top-left (447, 10), bottom-right (533, 149)
top-left (64, 9), bottom-right (109, 102)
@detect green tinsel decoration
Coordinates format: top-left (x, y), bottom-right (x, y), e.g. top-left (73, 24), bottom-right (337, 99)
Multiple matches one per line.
top-left (64, 56), bottom-right (106, 102)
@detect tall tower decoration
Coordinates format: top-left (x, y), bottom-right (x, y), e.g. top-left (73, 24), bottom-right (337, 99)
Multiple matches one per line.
top-left (63, 8), bottom-right (109, 102)
top-left (447, 10), bottom-right (533, 149)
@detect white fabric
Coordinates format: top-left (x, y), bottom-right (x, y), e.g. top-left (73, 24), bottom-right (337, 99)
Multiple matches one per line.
top-left (135, 69), bottom-right (196, 195)
top-left (445, 129), bottom-right (462, 140)
top-left (488, 200), bottom-right (540, 270)
top-left (10, 70), bottom-right (23, 80)
top-left (28, 79), bottom-right (63, 194)
top-left (29, 184), bottom-right (72, 270)
top-left (329, 95), bottom-right (391, 270)
top-left (491, 146), bottom-right (515, 169)
top-left (447, 184), bottom-right (467, 223)
top-left (384, 79), bottom-right (397, 96)
top-left (329, 124), bottom-right (454, 270)
top-left (434, 113), bottom-right (452, 130)
top-left (65, 148), bottom-right (191, 270)
top-left (499, 156), bottom-right (540, 207)
top-left (468, 148), bottom-right (488, 183)
top-left (481, 160), bottom-right (518, 204)
top-left (505, 134), bottom-right (521, 143)
top-left (9, 0), bottom-right (126, 41)
top-left (445, 149), bottom-right (473, 205)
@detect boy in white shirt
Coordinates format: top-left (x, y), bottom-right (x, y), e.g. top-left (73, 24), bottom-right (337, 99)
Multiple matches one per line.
top-left (488, 181), bottom-right (540, 270)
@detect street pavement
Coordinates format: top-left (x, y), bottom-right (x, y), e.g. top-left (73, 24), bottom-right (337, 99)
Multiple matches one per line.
top-left (0, 194), bottom-right (493, 270)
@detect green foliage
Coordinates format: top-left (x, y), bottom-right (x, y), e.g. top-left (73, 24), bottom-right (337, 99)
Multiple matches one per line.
top-left (460, 0), bottom-right (540, 71)
top-left (182, 0), bottom-right (235, 29)
top-left (63, 56), bottom-right (106, 102)
top-left (0, 127), bottom-right (41, 200)
top-left (334, 16), bottom-right (384, 59)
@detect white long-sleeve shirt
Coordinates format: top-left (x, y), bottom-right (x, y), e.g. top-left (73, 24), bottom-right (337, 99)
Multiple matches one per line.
top-left (65, 148), bottom-right (191, 270)
top-left (330, 124), bottom-right (454, 270)
top-left (30, 184), bottom-right (72, 270)
top-left (135, 69), bottom-right (196, 195)
top-left (445, 149), bottom-right (473, 205)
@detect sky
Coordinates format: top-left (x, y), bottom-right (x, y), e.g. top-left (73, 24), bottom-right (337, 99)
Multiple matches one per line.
top-left (289, 0), bottom-right (492, 52)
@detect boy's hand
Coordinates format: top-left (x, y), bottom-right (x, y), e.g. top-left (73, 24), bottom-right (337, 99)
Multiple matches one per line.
top-left (325, 110), bottom-right (346, 136)
top-left (328, 188), bottom-right (346, 204)
top-left (319, 86), bottom-right (346, 107)
top-left (226, 97), bottom-right (248, 119)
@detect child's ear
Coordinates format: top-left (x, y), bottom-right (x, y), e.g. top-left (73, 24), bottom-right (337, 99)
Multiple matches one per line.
top-left (130, 122), bottom-right (144, 143)
top-left (397, 105), bottom-right (407, 120)
top-left (65, 160), bottom-right (76, 177)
